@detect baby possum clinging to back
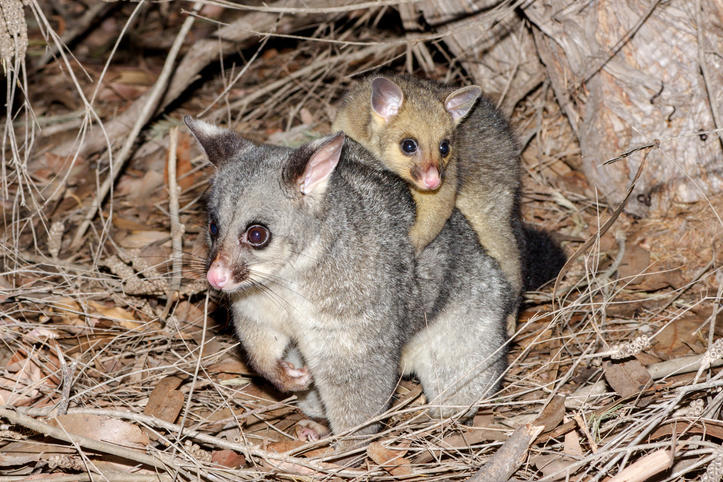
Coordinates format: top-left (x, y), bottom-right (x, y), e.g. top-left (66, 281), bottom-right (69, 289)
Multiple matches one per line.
top-left (333, 75), bottom-right (525, 334)
top-left (185, 117), bottom-right (511, 445)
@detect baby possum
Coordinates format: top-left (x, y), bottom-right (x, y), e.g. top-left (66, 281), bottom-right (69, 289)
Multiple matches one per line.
top-left (186, 117), bottom-right (510, 444)
top-left (333, 75), bottom-right (524, 334)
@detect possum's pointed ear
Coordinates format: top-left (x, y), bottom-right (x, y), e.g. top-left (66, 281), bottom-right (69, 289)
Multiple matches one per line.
top-left (444, 86), bottom-right (481, 124)
top-left (370, 77), bottom-right (404, 123)
top-left (285, 133), bottom-right (344, 198)
top-left (184, 116), bottom-right (248, 167)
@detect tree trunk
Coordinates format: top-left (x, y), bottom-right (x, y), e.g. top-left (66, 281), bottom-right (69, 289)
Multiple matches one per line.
top-left (525, 0), bottom-right (723, 216)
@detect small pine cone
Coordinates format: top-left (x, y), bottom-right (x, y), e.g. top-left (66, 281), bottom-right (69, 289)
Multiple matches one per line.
top-left (610, 336), bottom-right (651, 360)
top-left (0, 0), bottom-right (27, 68)
top-left (703, 339), bottom-right (723, 369)
top-left (700, 452), bottom-right (723, 482)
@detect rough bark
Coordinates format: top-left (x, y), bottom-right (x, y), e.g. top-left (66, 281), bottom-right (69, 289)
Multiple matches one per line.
top-left (525, 0), bottom-right (723, 216)
top-left (399, 0), bottom-right (545, 117)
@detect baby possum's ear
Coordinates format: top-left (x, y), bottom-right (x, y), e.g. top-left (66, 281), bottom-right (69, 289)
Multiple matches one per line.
top-left (184, 116), bottom-right (250, 166)
top-left (444, 86), bottom-right (482, 124)
top-left (285, 132), bottom-right (345, 199)
top-left (370, 77), bottom-right (404, 124)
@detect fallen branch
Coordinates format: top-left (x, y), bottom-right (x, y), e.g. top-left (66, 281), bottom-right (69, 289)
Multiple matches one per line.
top-left (469, 424), bottom-right (544, 482)
top-left (162, 126), bottom-right (184, 319)
top-left (0, 408), bottom-right (180, 475)
top-left (23, 407), bottom-right (373, 478)
top-left (69, 4), bottom-right (200, 248)
top-left (608, 449), bottom-right (672, 482)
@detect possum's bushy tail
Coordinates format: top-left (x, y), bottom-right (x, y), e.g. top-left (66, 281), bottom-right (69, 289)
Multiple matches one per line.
top-left (521, 225), bottom-right (567, 291)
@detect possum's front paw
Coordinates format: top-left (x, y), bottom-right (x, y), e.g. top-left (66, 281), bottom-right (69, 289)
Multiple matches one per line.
top-left (275, 360), bottom-right (312, 392)
top-left (295, 419), bottom-right (330, 442)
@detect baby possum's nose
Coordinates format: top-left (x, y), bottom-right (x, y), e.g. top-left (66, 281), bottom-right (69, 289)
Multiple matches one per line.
top-left (412, 161), bottom-right (441, 190)
top-left (421, 165), bottom-right (441, 189)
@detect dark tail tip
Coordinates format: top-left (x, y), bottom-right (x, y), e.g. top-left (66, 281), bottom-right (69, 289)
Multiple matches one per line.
top-left (522, 225), bottom-right (567, 291)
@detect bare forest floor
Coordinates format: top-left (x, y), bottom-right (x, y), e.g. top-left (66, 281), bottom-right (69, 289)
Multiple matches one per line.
top-left (1, 2), bottom-right (721, 481)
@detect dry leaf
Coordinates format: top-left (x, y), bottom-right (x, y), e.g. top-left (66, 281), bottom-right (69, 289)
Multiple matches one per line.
top-left (51, 414), bottom-right (150, 449)
top-left (603, 359), bottom-right (652, 398)
top-left (87, 302), bottom-right (140, 330)
top-left (116, 170), bottom-right (164, 200)
top-left (367, 440), bottom-right (412, 476)
top-left (650, 418), bottom-right (723, 440)
top-left (534, 395), bottom-right (565, 433)
top-left (532, 454), bottom-right (577, 478)
top-left (414, 419), bottom-right (509, 464)
top-left (99, 82), bottom-right (147, 102)
top-left (471, 414), bottom-right (510, 442)
top-left (207, 357), bottom-right (253, 377)
top-left (174, 301), bottom-right (207, 330)
top-left (140, 244), bottom-right (173, 272)
top-left (25, 327), bottom-right (60, 342)
top-left (652, 316), bottom-right (707, 358)
top-left (617, 244), bottom-right (651, 284)
top-left (564, 428), bottom-right (584, 457)
top-left (617, 244), bottom-right (684, 291)
top-left (267, 439), bottom-right (303, 453)
top-left (48, 296), bottom-right (81, 315)
top-left (192, 407), bottom-right (239, 433)
top-left (117, 230), bottom-right (168, 249)
top-left (0, 275), bottom-right (12, 303)
top-left (211, 449), bottom-right (245, 468)
top-left (143, 376), bottom-right (185, 424)
top-left (0, 352), bottom-right (45, 406)
top-left (1, 441), bottom-right (75, 466)
top-left (266, 439), bottom-right (332, 458)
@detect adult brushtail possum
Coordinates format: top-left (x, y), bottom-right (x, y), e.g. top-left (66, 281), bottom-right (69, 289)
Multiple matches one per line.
top-left (186, 117), bottom-right (511, 446)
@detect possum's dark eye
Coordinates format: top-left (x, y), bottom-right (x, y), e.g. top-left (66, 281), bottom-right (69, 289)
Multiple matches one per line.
top-left (245, 224), bottom-right (270, 248)
top-left (439, 140), bottom-right (450, 157)
top-left (400, 138), bottom-right (418, 155)
top-left (209, 222), bottom-right (219, 237)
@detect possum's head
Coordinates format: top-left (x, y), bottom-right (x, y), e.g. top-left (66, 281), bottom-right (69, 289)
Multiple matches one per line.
top-left (368, 77), bottom-right (480, 191)
top-left (185, 116), bottom-right (344, 293)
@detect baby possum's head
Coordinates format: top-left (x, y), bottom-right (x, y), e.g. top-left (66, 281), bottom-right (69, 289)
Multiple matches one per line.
top-left (185, 116), bottom-right (344, 294)
top-left (367, 77), bottom-right (481, 191)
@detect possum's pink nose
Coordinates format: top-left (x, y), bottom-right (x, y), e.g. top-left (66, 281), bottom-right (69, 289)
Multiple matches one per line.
top-left (421, 166), bottom-right (441, 190)
top-left (207, 260), bottom-right (230, 289)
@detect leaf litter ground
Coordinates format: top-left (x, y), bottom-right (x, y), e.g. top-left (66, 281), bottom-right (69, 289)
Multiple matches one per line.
top-left (1, 2), bottom-right (721, 480)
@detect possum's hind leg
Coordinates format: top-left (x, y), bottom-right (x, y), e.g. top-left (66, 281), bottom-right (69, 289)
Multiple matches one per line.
top-left (284, 345), bottom-right (326, 419)
top-left (401, 308), bottom-right (506, 420)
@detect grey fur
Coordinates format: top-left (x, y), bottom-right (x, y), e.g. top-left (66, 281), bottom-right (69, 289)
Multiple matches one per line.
top-left (186, 118), bottom-right (511, 443)
top-left (407, 209), bottom-right (510, 418)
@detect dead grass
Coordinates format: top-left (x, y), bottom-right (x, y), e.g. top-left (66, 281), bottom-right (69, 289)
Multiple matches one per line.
top-left (0, 1), bottom-right (721, 480)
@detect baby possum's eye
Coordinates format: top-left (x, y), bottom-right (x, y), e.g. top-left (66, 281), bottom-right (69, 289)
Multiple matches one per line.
top-left (209, 221), bottom-right (219, 238)
top-left (244, 224), bottom-right (271, 248)
top-left (439, 140), bottom-right (450, 157)
top-left (400, 138), bottom-right (418, 155)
